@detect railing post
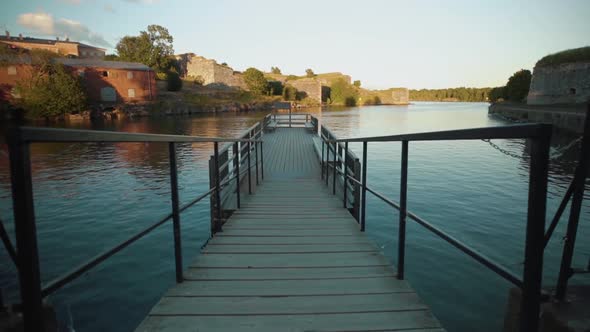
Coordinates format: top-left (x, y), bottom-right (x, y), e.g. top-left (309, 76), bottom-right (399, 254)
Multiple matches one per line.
top-left (361, 141), bottom-right (368, 232)
top-left (255, 140), bottom-right (259, 185)
top-left (343, 142), bottom-right (348, 208)
top-left (325, 136), bottom-right (329, 186)
top-left (320, 141), bottom-right (324, 179)
top-left (353, 158), bottom-right (361, 222)
top-left (168, 142), bottom-right (183, 283)
top-left (521, 130), bottom-right (551, 332)
top-left (213, 142), bottom-right (223, 232)
top-left (398, 140), bottom-right (408, 280)
top-left (7, 128), bottom-right (45, 332)
top-left (332, 142), bottom-right (337, 195)
top-left (555, 105), bottom-right (590, 300)
top-left (260, 141), bottom-right (264, 180)
top-left (247, 139), bottom-right (252, 194)
top-left (234, 142), bottom-right (241, 209)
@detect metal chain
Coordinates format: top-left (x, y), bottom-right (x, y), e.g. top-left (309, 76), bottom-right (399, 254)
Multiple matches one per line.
top-left (482, 136), bottom-right (583, 161)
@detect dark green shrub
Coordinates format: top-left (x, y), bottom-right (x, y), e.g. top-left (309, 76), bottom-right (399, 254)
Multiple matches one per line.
top-left (505, 70), bottom-right (531, 102)
top-left (243, 67), bottom-right (269, 95)
top-left (166, 71), bottom-right (183, 91)
top-left (283, 85), bottom-right (298, 101)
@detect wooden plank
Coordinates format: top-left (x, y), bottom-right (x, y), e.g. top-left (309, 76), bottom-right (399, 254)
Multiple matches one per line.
top-left (165, 277), bottom-right (412, 296)
top-left (208, 236), bottom-right (372, 245)
top-left (136, 310), bottom-right (441, 332)
top-left (202, 244), bottom-right (378, 254)
top-left (217, 229), bottom-right (360, 236)
top-left (189, 252), bottom-right (391, 268)
top-left (151, 293), bottom-right (426, 315)
top-left (184, 265), bottom-right (395, 280)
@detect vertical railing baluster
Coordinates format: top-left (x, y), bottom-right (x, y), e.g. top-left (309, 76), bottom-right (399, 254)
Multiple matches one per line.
top-left (521, 129), bottom-right (551, 332)
top-left (398, 140), bottom-right (408, 280)
top-left (321, 140), bottom-right (325, 180)
top-left (7, 128), bottom-right (45, 332)
top-left (234, 142), bottom-right (241, 209)
top-left (555, 105), bottom-right (590, 300)
top-left (343, 142), bottom-right (348, 208)
top-left (255, 140), bottom-right (259, 185)
top-left (247, 138), bottom-right (252, 194)
top-left (168, 142), bottom-right (183, 283)
top-left (213, 142), bottom-right (223, 232)
top-left (361, 141), bottom-right (368, 232)
top-left (261, 141), bottom-right (264, 181)
top-left (332, 142), bottom-right (337, 195)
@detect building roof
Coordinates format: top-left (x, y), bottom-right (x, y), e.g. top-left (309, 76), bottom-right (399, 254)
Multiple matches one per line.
top-left (0, 35), bottom-right (106, 51)
top-left (56, 58), bottom-right (152, 71)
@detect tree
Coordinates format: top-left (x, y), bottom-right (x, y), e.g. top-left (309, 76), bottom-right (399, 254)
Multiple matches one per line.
top-left (104, 54), bottom-right (119, 61)
top-left (16, 61), bottom-right (86, 117)
top-left (353, 80), bottom-right (361, 87)
top-left (243, 67), bottom-right (269, 95)
top-left (305, 68), bottom-right (315, 77)
top-left (271, 66), bottom-right (282, 74)
top-left (504, 69), bottom-right (532, 102)
top-left (489, 87), bottom-right (505, 103)
top-left (116, 24), bottom-right (175, 73)
top-left (268, 80), bottom-right (284, 96)
top-left (329, 78), bottom-right (358, 106)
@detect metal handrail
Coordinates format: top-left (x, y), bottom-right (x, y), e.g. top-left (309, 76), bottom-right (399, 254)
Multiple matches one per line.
top-left (318, 120), bottom-right (552, 332)
top-left (5, 119), bottom-right (266, 332)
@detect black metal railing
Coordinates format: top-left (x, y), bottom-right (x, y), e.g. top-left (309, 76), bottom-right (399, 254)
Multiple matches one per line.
top-left (269, 112), bottom-right (315, 128)
top-left (4, 123), bottom-right (265, 332)
top-left (319, 121), bottom-right (553, 332)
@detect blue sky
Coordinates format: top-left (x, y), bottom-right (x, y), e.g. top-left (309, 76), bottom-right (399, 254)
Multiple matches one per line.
top-left (1, 0), bottom-right (589, 89)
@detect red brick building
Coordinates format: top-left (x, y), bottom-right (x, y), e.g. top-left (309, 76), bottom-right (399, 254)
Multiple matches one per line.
top-left (0, 57), bottom-right (157, 104)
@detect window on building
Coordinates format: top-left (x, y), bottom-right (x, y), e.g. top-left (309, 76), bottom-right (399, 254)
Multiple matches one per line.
top-left (7, 66), bottom-right (17, 75)
top-left (82, 51), bottom-right (87, 56)
top-left (128, 89), bottom-right (136, 98)
top-left (102, 71), bottom-right (108, 77)
top-left (127, 71), bottom-right (134, 79)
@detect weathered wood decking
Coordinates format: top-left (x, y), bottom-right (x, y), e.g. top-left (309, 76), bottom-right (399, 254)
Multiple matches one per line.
top-left (136, 128), bottom-right (443, 332)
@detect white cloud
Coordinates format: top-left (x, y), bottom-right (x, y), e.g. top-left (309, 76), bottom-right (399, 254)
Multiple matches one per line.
top-left (17, 11), bottom-right (112, 48)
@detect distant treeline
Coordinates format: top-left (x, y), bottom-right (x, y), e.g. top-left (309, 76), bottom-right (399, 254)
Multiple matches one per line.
top-left (410, 87), bottom-right (492, 102)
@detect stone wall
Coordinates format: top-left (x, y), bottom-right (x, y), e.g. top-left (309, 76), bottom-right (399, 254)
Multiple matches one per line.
top-left (287, 78), bottom-right (322, 103)
top-left (175, 53), bottom-right (245, 89)
top-left (372, 88), bottom-right (409, 105)
top-left (527, 62), bottom-right (590, 105)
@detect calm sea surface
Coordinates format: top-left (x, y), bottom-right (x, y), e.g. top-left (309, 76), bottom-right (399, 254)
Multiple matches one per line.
top-left (0, 102), bottom-right (588, 331)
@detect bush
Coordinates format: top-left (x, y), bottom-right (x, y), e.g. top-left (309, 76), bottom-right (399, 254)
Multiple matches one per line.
top-left (353, 80), bottom-right (361, 87)
top-left (271, 66), bottom-right (281, 74)
top-left (344, 97), bottom-right (357, 106)
top-left (166, 71), bottom-right (183, 91)
top-left (505, 69), bottom-right (531, 102)
top-left (16, 63), bottom-right (86, 117)
top-left (243, 67), bottom-right (269, 95)
top-left (536, 46), bottom-right (590, 67)
top-left (156, 71), bottom-right (168, 81)
top-left (283, 85), bottom-right (298, 101)
top-left (305, 68), bottom-right (315, 77)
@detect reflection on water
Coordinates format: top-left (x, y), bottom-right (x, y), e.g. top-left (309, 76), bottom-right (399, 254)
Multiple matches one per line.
top-left (0, 103), bottom-right (588, 332)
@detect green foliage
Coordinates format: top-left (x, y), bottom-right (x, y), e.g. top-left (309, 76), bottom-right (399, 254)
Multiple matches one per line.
top-left (489, 86), bottom-right (506, 103)
top-left (104, 54), bottom-right (119, 61)
top-left (271, 66), bottom-right (281, 74)
top-left (305, 68), bottom-right (315, 77)
top-left (243, 67), bottom-right (269, 95)
top-left (353, 80), bottom-right (361, 87)
top-left (283, 85), bottom-right (298, 101)
top-left (116, 24), bottom-right (176, 72)
top-left (166, 71), bottom-right (183, 91)
top-left (536, 46), bottom-right (590, 67)
top-left (221, 62), bottom-right (228, 66)
top-left (16, 62), bottom-right (86, 117)
top-left (409, 87), bottom-right (492, 102)
top-left (329, 78), bottom-right (358, 106)
top-left (155, 72), bottom-right (168, 81)
top-left (267, 80), bottom-right (284, 96)
top-left (504, 69), bottom-right (531, 102)
top-left (286, 75), bottom-right (299, 81)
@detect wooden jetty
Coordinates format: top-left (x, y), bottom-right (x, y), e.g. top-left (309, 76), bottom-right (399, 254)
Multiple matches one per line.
top-left (5, 112), bottom-right (562, 332)
top-left (135, 124), bottom-right (444, 331)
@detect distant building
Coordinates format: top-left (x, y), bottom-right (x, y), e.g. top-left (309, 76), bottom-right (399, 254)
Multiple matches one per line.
top-left (0, 31), bottom-right (106, 59)
top-left (175, 53), bottom-right (245, 89)
top-left (0, 56), bottom-right (156, 104)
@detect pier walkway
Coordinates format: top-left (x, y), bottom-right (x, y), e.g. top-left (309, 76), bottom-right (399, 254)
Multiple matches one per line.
top-left (135, 127), bottom-right (443, 331)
